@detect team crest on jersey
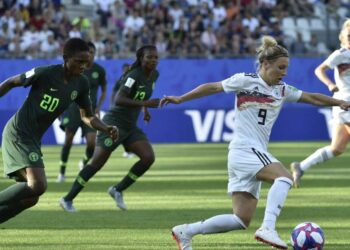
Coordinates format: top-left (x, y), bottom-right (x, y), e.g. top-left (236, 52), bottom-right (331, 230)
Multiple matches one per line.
top-left (71, 90), bottom-right (78, 100)
top-left (104, 138), bottom-right (113, 147)
top-left (92, 71), bottom-right (99, 79)
top-left (28, 152), bottom-right (39, 162)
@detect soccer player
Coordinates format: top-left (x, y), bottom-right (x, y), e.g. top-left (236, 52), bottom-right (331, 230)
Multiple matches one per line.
top-left (57, 41), bottom-right (107, 183)
top-left (60, 45), bottom-right (160, 212)
top-left (110, 63), bottom-right (135, 159)
top-left (0, 38), bottom-right (118, 224)
top-left (161, 36), bottom-right (350, 250)
top-left (291, 19), bottom-right (350, 188)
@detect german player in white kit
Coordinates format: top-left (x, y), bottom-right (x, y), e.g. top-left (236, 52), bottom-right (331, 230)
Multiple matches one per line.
top-left (161, 36), bottom-right (350, 250)
top-left (291, 19), bottom-right (350, 188)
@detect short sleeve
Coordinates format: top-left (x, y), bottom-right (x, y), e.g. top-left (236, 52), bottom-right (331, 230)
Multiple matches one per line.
top-left (284, 84), bottom-right (303, 102)
top-left (221, 73), bottom-right (245, 93)
top-left (19, 66), bottom-right (46, 88)
top-left (75, 77), bottom-right (92, 110)
top-left (99, 67), bottom-right (107, 87)
top-left (120, 71), bottom-right (138, 94)
top-left (324, 50), bottom-right (341, 69)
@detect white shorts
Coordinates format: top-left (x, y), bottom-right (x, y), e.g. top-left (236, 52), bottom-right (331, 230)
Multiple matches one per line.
top-left (227, 147), bottom-right (279, 199)
top-left (332, 107), bottom-right (350, 124)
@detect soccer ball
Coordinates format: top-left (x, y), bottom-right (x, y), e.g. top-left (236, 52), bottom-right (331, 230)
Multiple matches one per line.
top-left (291, 222), bottom-right (325, 250)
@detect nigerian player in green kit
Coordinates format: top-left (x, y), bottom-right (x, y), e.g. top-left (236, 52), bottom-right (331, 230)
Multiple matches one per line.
top-left (0, 38), bottom-right (118, 223)
top-left (60, 45), bottom-right (160, 212)
top-left (57, 41), bottom-right (107, 183)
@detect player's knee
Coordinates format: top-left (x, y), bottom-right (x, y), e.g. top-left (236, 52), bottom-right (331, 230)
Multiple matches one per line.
top-left (140, 154), bottom-right (155, 166)
top-left (21, 196), bottom-right (40, 208)
top-left (28, 180), bottom-right (47, 196)
top-left (275, 176), bottom-right (293, 187)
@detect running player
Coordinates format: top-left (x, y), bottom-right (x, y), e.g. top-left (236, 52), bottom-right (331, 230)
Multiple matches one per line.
top-left (0, 38), bottom-right (118, 224)
top-left (161, 36), bottom-right (350, 249)
top-left (57, 41), bottom-right (107, 182)
top-left (60, 45), bottom-right (160, 212)
top-left (291, 19), bottom-right (350, 188)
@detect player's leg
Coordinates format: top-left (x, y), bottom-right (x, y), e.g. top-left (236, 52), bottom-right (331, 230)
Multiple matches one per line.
top-left (79, 130), bottom-right (96, 170)
top-left (61, 146), bottom-right (112, 207)
top-left (122, 144), bottom-right (135, 158)
top-left (0, 167), bottom-right (47, 223)
top-left (112, 140), bottom-right (154, 192)
top-left (58, 129), bottom-right (75, 182)
top-left (255, 162), bottom-right (292, 249)
top-left (291, 124), bottom-right (350, 187)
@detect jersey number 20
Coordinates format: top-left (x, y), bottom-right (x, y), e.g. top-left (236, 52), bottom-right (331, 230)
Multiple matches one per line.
top-left (40, 94), bottom-right (59, 112)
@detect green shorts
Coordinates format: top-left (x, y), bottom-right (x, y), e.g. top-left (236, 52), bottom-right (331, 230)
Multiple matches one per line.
top-left (2, 123), bottom-right (44, 177)
top-left (96, 113), bottom-right (148, 151)
top-left (60, 106), bottom-right (95, 136)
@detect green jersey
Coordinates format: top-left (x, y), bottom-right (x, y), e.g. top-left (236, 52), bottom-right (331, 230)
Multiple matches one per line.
top-left (6, 64), bottom-right (91, 140)
top-left (108, 66), bottom-right (159, 127)
top-left (83, 62), bottom-right (106, 109)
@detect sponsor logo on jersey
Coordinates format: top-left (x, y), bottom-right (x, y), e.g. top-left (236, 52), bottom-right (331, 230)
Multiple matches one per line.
top-left (29, 152), bottom-right (40, 162)
top-left (71, 90), bottom-right (78, 100)
top-left (125, 77), bottom-right (135, 88)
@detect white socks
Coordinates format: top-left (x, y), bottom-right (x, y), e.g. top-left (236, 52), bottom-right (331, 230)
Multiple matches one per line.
top-left (187, 214), bottom-right (246, 236)
top-left (262, 177), bottom-right (293, 230)
top-left (300, 146), bottom-right (334, 171)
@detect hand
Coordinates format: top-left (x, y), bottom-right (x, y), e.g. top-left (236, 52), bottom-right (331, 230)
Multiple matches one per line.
top-left (143, 108), bottom-right (151, 123)
top-left (160, 96), bottom-right (182, 107)
top-left (144, 98), bottom-right (160, 108)
top-left (339, 101), bottom-right (350, 111)
top-left (106, 126), bottom-right (119, 142)
top-left (328, 84), bottom-right (339, 93)
top-left (95, 108), bottom-right (100, 118)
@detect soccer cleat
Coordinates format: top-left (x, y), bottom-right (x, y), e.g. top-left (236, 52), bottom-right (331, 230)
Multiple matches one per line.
top-left (290, 162), bottom-right (304, 188)
top-left (108, 186), bottom-right (127, 210)
top-left (172, 224), bottom-right (193, 250)
top-left (59, 198), bottom-right (77, 212)
top-left (56, 174), bottom-right (66, 183)
top-left (78, 160), bottom-right (85, 171)
top-left (255, 227), bottom-right (287, 249)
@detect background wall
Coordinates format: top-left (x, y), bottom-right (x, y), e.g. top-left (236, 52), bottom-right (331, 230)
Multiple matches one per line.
top-left (0, 58), bottom-right (333, 144)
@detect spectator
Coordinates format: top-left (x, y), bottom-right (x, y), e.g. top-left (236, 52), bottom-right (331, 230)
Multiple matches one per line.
top-left (306, 33), bottom-right (330, 56)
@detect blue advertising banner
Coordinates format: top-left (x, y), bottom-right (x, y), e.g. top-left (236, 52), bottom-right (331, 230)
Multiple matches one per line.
top-left (0, 58), bottom-right (334, 144)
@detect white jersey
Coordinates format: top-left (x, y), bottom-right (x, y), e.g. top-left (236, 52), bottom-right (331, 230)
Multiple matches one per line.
top-left (324, 48), bottom-right (350, 101)
top-left (222, 73), bottom-right (302, 151)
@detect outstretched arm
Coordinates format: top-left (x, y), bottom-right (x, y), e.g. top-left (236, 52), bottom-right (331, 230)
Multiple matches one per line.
top-left (299, 92), bottom-right (350, 110)
top-left (0, 74), bottom-right (22, 97)
top-left (161, 82), bottom-right (223, 106)
top-left (315, 63), bottom-right (338, 93)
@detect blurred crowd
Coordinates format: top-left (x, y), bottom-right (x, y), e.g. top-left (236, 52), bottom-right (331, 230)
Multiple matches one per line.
top-left (0, 0), bottom-right (349, 59)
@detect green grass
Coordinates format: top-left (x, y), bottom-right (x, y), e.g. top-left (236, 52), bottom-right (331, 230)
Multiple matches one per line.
top-left (0, 142), bottom-right (349, 249)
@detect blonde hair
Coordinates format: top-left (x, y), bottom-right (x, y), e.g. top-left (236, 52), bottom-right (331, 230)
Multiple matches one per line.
top-left (339, 19), bottom-right (350, 48)
top-left (256, 36), bottom-right (289, 66)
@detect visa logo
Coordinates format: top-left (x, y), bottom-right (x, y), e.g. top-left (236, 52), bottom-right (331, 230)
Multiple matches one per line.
top-left (184, 109), bottom-right (235, 142)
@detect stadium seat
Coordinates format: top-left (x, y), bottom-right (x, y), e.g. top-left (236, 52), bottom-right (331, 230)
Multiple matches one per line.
top-left (281, 17), bottom-right (296, 30)
top-left (310, 18), bottom-right (325, 31)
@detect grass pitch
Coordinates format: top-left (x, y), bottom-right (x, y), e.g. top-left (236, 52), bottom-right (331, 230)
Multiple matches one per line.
top-left (0, 142), bottom-right (349, 249)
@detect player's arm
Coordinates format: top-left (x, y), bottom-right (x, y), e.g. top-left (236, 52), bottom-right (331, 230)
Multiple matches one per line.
top-left (161, 82), bottom-right (224, 106)
top-left (115, 89), bottom-right (160, 108)
top-left (95, 83), bottom-right (107, 114)
top-left (314, 62), bottom-right (338, 93)
top-left (0, 74), bottom-right (22, 97)
top-left (80, 107), bottom-right (118, 140)
top-left (298, 92), bottom-right (350, 110)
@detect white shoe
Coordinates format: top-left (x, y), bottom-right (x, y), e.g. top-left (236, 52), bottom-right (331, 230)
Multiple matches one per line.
top-left (290, 162), bottom-right (303, 188)
top-left (172, 224), bottom-right (193, 250)
top-left (108, 186), bottom-right (127, 210)
top-left (56, 174), bottom-right (66, 183)
top-left (122, 151), bottom-right (135, 158)
top-left (255, 227), bottom-right (287, 249)
top-left (78, 160), bottom-right (85, 171)
top-left (59, 198), bottom-right (77, 212)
